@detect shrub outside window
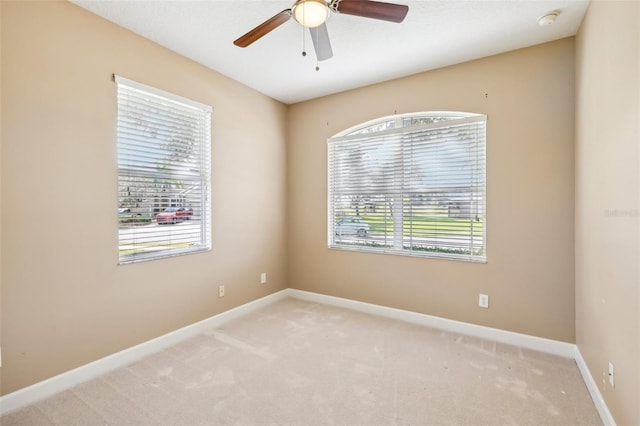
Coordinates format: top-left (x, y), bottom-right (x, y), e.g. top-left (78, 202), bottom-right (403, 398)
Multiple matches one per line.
top-left (116, 76), bottom-right (212, 264)
top-left (328, 112), bottom-right (486, 262)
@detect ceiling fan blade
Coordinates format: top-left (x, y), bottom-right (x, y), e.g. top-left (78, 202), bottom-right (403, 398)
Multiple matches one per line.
top-left (309, 23), bottom-right (333, 61)
top-left (233, 9), bottom-right (292, 47)
top-left (335, 0), bottom-right (408, 23)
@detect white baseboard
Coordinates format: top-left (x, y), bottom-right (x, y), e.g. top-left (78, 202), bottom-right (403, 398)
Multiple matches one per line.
top-left (285, 289), bottom-right (576, 358)
top-left (0, 289), bottom-right (290, 416)
top-left (1, 287), bottom-right (613, 426)
top-left (574, 346), bottom-right (617, 426)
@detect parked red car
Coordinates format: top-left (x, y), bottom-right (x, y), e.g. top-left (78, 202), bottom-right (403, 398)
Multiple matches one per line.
top-left (156, 207), bottom-right (193, 224)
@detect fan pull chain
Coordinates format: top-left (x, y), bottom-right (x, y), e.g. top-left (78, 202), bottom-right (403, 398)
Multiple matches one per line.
top-left (314, 26), bottom-right (319, 71)
top-left (301, 24), bottom-right (307, 56)
top-left (301, 5), bottom-right (307, 56)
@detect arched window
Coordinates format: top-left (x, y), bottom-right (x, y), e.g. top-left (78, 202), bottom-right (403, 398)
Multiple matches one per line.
top-left (327, 112), bottom-right (486, 262)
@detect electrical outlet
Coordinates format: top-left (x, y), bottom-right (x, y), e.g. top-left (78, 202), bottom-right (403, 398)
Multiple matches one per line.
top-left (218, 285), bottom-right (225, 298)
top-left (479, 293), bottom-right (489, 308)
top-left (260, 272), bottom-right (267, 284)
top-left (608, 362), bottom-right (615, 387)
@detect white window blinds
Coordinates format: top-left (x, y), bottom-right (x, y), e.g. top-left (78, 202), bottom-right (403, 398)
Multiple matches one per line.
top-left (328, 113), bottom-right (486, 262)
top-left (116, 76), bottom-right (212, 264)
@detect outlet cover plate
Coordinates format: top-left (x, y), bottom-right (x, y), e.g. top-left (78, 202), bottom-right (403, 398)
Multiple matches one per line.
top-left (608, 362), bottom-right (614, 387)
top-left (479, 294), bottom-right (489, 308)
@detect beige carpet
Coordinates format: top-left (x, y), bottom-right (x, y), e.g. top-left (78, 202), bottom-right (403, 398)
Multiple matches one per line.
top-left (1, 297), bottom-right (601, 425)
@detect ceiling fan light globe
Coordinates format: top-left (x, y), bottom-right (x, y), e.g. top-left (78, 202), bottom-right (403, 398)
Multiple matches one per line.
top-left (292, 0), bottom-right (329, 28)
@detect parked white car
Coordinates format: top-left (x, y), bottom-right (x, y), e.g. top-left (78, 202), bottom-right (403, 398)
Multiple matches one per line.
top-left (335, 217), bottom-right (370, 237)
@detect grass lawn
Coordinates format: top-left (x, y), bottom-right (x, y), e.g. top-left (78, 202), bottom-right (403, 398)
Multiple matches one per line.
top-left (119, 241), bottom-right (195, 256)
top-left (360, 213), bottom-right (483, 237)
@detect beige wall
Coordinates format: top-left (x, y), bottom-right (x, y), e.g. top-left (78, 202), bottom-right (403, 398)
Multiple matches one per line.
top-left (575, 2), bottom-right (640, 425)
top-left (288, 38), bottom-right (576, 342)
top-left (0, 1), bottom-right (288, 395)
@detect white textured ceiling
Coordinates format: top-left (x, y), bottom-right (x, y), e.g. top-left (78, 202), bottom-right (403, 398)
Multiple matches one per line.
top-left (71, 0), bottom-right (589, 104)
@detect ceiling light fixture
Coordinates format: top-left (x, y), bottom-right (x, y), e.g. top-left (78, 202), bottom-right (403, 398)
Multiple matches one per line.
top-left (538, 10), bottom-right (560, 27)
top-left (292, 0), bottom-right (329, 28)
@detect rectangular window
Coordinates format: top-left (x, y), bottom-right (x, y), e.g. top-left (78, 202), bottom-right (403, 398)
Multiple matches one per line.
top-left (328, 114), bottom-right (486, 262)
top-left (116, 76), bottom-right (212, 264)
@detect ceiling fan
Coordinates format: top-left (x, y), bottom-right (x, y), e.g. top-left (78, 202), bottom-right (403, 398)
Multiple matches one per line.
top-left (233, 0), bottom-right (409, 63)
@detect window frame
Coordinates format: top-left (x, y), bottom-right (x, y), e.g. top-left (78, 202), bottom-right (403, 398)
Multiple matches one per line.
top-left (116, 75), bottom-right (213, 264)
top-left (327, 111), bottom-right (487, 263)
